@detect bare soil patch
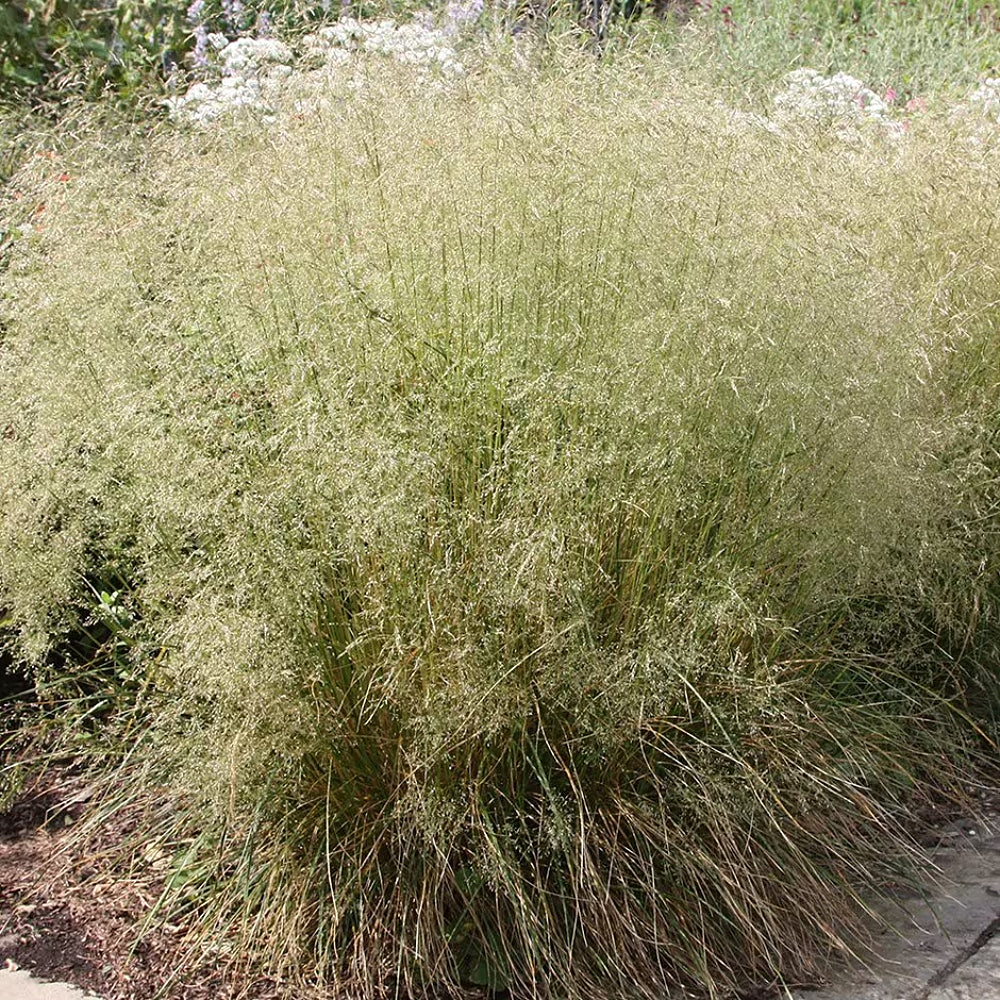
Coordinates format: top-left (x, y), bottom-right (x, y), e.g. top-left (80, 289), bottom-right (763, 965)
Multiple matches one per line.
top-left (0, 769), bottom-right (281, 1000)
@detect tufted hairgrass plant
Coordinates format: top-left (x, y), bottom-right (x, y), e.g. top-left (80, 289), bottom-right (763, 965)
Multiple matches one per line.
top-left (2, 48), bottom-right (999, 999)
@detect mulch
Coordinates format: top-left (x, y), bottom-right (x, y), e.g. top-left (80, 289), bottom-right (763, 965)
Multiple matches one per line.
top-left (0, 769), bottom-right (282, 1000)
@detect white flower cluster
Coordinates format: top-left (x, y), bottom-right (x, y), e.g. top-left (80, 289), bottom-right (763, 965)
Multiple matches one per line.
top-left (968, 77), bottom-right (1000, 122)
top-left (301, 17), bottom-right (464, 77)
top-left (773, 68), bottom-right (895, 130)
top-left (219, 36), bottom-right (293, 76)
top-left (165, 36), bottom-right (293, 125)
top-left (166, 14), bottom-right (466, 125)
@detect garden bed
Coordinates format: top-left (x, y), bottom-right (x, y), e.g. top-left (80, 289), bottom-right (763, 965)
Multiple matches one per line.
top-left (2, 5), bottom-right (999, 999)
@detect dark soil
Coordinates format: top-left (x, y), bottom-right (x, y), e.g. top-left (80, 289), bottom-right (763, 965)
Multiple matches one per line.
top-left (0, 769), bottom-right (283, 1000)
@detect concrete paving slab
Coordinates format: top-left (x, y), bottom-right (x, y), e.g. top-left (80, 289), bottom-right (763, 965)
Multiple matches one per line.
top-left (789, 815), bottom-right (1000, 1000)
top-left (926, 935), bottom-right (1000, 999)
top-left (0, 967), bottom-right (99, 1000)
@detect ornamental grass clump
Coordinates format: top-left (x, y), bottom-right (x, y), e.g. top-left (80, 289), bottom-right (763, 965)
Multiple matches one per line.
top-left (1, 51), bottom-right (999, 999)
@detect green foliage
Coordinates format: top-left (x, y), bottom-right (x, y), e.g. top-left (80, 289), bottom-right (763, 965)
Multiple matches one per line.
top-left (2, 0), bottom-right (1000, 107)
top-left (0, 1), bottom-right (473, 104)
top-left (0, 1), bottom-right (46, 89)
top-left (0, 1), bottom-right (324, 103)
top-left (0, 0), bottom-right (181, 101)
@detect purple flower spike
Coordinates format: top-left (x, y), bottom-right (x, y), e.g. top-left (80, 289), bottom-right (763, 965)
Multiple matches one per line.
top-left (192, 23), bottom-right (210, 67)
top-left (222, 0), bottom-right (246, 30)
top-left (445, 0), bottom-right (484, 33)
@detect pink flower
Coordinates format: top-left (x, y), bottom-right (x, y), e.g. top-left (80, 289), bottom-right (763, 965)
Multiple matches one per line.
top-left (884, 87), bottom-right (898, 102)
top-left (905, 96), bottom-right (928, 113)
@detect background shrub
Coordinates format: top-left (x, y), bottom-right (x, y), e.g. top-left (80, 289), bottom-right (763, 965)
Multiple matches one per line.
top-left (4, 1), bottom-right (999, 108)
top-left (0, 0), bottom-right (348, 102)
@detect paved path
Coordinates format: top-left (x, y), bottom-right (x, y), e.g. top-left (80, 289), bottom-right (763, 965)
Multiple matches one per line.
top-left (0, 967), bottom-right (95, 1000)
top-left (790, 815), bottom-right (1000, 1000)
